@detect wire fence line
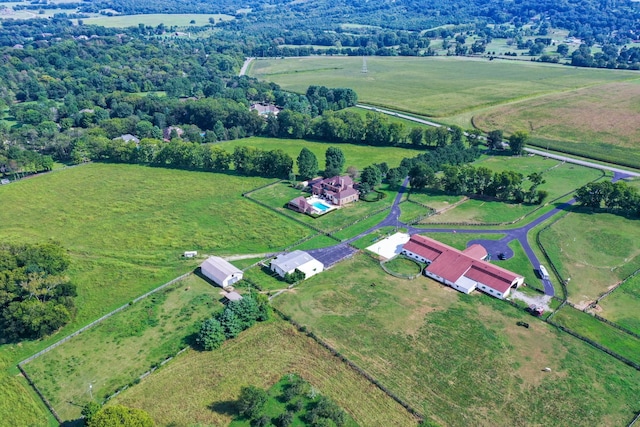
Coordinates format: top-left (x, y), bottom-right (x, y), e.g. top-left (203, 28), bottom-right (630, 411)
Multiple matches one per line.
top-left (19, 272), bottom-right (193, 366)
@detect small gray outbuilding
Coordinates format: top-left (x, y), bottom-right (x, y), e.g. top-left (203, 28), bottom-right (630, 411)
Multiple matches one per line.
top-left (200, 256), bottom-right (243, 288)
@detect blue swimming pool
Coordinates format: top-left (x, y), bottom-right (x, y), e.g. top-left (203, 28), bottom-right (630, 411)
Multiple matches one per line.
top-left (312, 202), bottom-right (330, 212)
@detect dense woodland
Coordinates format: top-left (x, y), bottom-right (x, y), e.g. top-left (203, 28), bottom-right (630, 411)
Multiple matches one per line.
top-left (0, 243), bottom-right (76, 342)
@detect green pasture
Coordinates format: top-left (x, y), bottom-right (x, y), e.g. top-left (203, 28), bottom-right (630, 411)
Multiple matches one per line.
top-left (249, 56), bottom-right (636, 118)
top-left (23, 275), bottom-right (221, 422)
top-left (330, 209), bottom-right (390, 241)
top-left (77, 13), bottom-right (234, 28)
top-left (247, 181), bottom-right (394, 234)
top-left (383, 256), bottom-right (422, 276)
top-left (273, 254), bottom-right (640, 426)
top-left (399, 200), bottom-right (432, 223)
top-left (243, 264), bottom-right (289, 292)
top-left (0, 164), bottom-right (309, 340)
top-left (229, 375), bottom-right (358, 427)
top-left (287, 235), bottom-right (339, 252)
top-left (597, 275), bottom-right (640, 335)
top-left (406, 189), bottom-right (465, 212)
top-left (218, 136), bottom-right (423, 171)
top-left (113, 319), bottom-right (418, 426)
top-left (538, 210), bottom-right (640, 306)
top-left (552, 306), bottom-right (640, 366)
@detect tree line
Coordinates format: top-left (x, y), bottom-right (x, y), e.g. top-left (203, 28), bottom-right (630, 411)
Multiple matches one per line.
top-left (575, 181), bottom-right (640, 218)
top-left (0, 243), bottom-right (77, 342)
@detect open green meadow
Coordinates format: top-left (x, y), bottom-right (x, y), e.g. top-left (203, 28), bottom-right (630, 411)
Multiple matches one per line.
top-left (597, 275), bottom-right (640, 335)
top-left (419, 232), bottom-right (505, 251)
top-left (249, 56), bottom-right (636, 118)
top-left (0, 163), bottom-right (312, 424)
top-left (538, 210), bottom-right (640, 307)
top-left (273, 254), bottom-right (640, 426)
top-left (23, 275), bottom-right (221, 422)
top-left (77, 13), bottom-right (234, 28)
top-left (113, 319), bottom-right (419, 426)
top-left (219, 136), bottom-right (423, 172)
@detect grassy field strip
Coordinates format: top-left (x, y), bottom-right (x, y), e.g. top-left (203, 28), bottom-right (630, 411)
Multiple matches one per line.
top-left (273, 254), bottom-right (640, 426)
top-left (219, 136), bottom-right (423, 171)
top-left (23, 275), bottom-right (222, 422)
top-left (77, 13), bottom-right (234, 27)
top-left (113, 319), bottom-right (419, 426)
top-left (594, 274), bottom-right (640, 336)
top-left (551, 306), bottom-right (640, 367)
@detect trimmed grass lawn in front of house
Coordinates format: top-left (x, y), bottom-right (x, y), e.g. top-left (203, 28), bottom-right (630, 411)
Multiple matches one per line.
top-left (538, 210), bottom-right (640, 307)
top-left (273, 253), bottom-right (640, 427)
top-left (23, 275), bottom-right (222, 422)
top-left (113, 319), bottom-right (419, 426)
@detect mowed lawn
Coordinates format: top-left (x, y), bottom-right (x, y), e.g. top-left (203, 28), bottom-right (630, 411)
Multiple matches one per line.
top-left (218, 136), bottom-right (423, 172)
top-left (113, 319), bottom-right (419, 427)
top-left (474, 81), bottom-right (640, 168)
top-left (539, 210), bottom-right (640, 307)
top-left (77, 13), bottom-right (234, 27)
top-left (249, 56), bottom-right (636, 117)
top-left (0, 164), bottom-right (310, 335)
top-left (598, 275), bottom-right (640, 335)
top-left (23, 275), bottom-right (222, 422)
top-left (273, 254), bottom-right (640, 426)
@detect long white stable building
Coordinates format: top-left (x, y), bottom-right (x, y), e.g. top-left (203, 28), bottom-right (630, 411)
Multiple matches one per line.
top-left (402, 235), bottom-right (524, 299)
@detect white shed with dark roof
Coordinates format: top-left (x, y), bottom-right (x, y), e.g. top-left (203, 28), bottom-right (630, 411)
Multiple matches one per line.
top-left (201, 256), bottom-right (243, 288)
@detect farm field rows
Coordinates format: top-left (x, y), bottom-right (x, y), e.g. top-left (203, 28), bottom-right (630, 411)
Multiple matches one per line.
top-left (23, 275), bottom-right (221, 422)
top-left (249, 56), bottom-right (637, 118)
top-left (113, 319), bottom-right (419, 426)
top-left (273, 254), bottom-right (640, 426)
top-left (474, 81), bottom-right (640, 168)
top-left (249, 56), bottom-right (640, 168)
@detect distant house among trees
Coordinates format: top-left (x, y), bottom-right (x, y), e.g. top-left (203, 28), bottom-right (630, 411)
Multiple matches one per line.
top-left (114, 134), bottom-right (140, 144)
top-left (201, 256), bottom-right (243, 288)
top-left (251, 103), bottom-right (281, 116)
top-left (163, 126), bottom-right (184, 141)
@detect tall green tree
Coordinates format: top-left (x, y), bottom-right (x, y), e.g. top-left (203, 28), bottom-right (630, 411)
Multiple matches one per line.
top-left (237, 386), bottom-right (269, 420)
top-left (487, 129), bottom-right (504, 150)
top-left (324, 147), bottom-right (345, 177)
top-left (508, 130), bottom-right (528, 155)
top-left (87, 405), bottom-right (154, 427)
top-left (197, 318), bottom-right (226, 350)
top-left (297, 148), bottom-right (319, 180)
top-left (408, 163), bottom-right (435, 190)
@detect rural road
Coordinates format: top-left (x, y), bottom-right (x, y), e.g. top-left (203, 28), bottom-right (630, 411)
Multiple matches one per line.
top-left (357, 104), bottom-right (640, 177)
top-left (239, 57), bottom-right (255, 76)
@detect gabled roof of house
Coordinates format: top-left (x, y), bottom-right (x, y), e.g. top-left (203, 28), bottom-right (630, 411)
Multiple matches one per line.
top-left (201, 256), bottom-right (242, 284)
top-left (465, 262), bottom-right (520, 293)
top-left (462, 244), bottom-right (488, 260)
top-left (271, 250), bottom-right (319, 272)
top-left (337, 187), bottom-right (358, 199)
top-left (403, 234), bottom-right (445, 261)
top-left (426, 251), bottom-right (471, 283)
